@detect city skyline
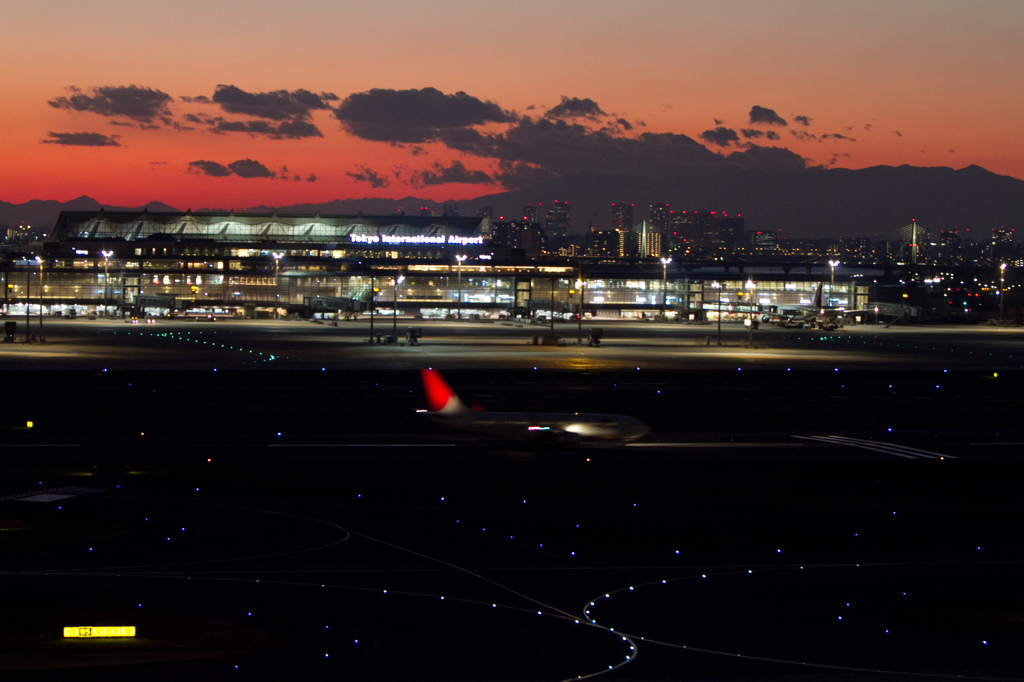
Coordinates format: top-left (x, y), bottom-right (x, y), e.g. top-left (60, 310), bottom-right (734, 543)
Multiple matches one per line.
top-left (4, 0), bottom-right (1023, 212)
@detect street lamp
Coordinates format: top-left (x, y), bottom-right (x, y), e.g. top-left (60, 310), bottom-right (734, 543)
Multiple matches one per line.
top-left (746, 279), bottom-right (756, 345)
top-left (660, 257), bottom-right (672, 316)
top-left (575, 277), bottom-right (585, 345)
top-left (392, 274), bottom-right (404, 340)
top-left (369, 275), bottom-right (378, 342)
top-left (272, 252), bottom-right (284, 311)
top-left (24, 259), bottom-right (31, 343)
top-left (828, 260), bottom-right (840, 307)
top-left (711, 281), bottom-right (722, 345)
top-left (101, 250), bottom-right (113, 316)
top-left (1000, 263), bottom-right (1007, 323)
top-left (455, 255), bottom-right (466, 319)
top-left (35, 256), bottom-right (44, 342)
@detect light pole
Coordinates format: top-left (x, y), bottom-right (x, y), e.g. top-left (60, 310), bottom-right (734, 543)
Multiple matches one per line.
top-left (455, 255), bottom-right (466, 319)
top-left (660, 257), bottom-right (672, 317)
top-left (101, 250), bottom-right (113, 316)
top-left (712, 281), bottom-right (722, 345)
top-left (828, 260), bottom-right (840, 307)
top-left (575, 277), bottom-right (585, 345)
top-left (369, 275), bottom-right (377, 342)
top-left (24, 260), bottom-right (31, 343)
top-left (272, 252), bottom-right (283, 312)
top-left (746, 279), bottom-right (755, 346)
top-left (392, 274), bottom-right (404, 340)
top-left (1000, 263), bottom-right (1007, 323)
top-left (34, 256), bottom-right (44, 342)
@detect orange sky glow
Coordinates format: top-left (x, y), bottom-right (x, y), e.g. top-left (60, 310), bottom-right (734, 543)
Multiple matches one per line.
top-left (3, 0), bottom-right (1022, 209)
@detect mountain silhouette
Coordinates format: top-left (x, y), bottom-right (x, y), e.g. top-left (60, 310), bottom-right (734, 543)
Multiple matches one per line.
top-left (3, 164), bottom-right (1021, 243)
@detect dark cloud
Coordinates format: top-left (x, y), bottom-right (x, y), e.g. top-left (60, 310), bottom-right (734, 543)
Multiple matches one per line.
top-left (438, 116), bottom-right (723, 189)
top-left (411, 160), bottom-right (492, 188)
top-left (616, 117), bottom-right (633, 131)
top-left (306, 173), bottom-right (319, 182)
top-left (864, 123), bottom-right (873, 132)
top-left (187, 158), bottom-right (275, 178)
top-left (545, 96), bottom-right (606, 120)
top-left (793, 115), bottom-right (812, 126)
top-left (228, 159), bottom-right (275, 178)
top-left (492, 160), bottom-right (554, 188)
top-left (765, 131), bottom-right (780, 141)
top-left (40, 131), bottom-right (121, 147)
top-left (749, 105), bottom-right (787, 126)
top-left (333, 87), bottom-right (512, 143)
top-left (893, 130), bottom-right (903, 137)
top-left (346, 165), bottom-right (392, 189)
top-left (186, 85), bottom-right (334, 138)
top-left (48, 85), bottom-right (173, 123)
top-left (741, 128), bottom-right (764, 139)
top-left (790, 130), bottom-right (818, 142)
top-left (180, 95), bottom-right (211, 104)
top-left (212, 85), bottom-right (335, 121)
top-left (821, 133), bottom-right (856, 142)
top-left (826, 152), bottom-right (853, 167)
top-left (699, 126), bottom-right (740, 147)
top-left (212, 118), bottom-right (321, 139)
top-left (275, 119), bottom-right (323, 138)
top-left (216, 119), bottom-right (278, 136)
top-left (188, 160), bottom-right (232, 177)
top-left (726, 145), bottom-right (808, 172)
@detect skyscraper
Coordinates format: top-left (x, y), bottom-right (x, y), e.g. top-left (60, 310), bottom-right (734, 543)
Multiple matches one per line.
top-left (544, 200), bottom-right (570, 240)
top-left (611, 202), bottom-right (634, 232)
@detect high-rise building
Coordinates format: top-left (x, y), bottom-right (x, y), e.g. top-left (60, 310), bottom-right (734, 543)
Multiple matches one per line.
top-left (491, 220), bottom-right (546, 258)
top-left (718, 214), bottom-right (744, 254)
top-left (991, 226), bottom-right (1015, 260)
top-left (611, 202), bottom-right (634, 233)
top-left (522, 204), bottom-right (540, 223)
top-left (589, 228), bottom-right (626, 258)
top-left (649, 202), bottom-right (671, 233)
top-left (750, 230), bottom-right (779, 251)
top-left (544, 200), bottom-right (570, 240)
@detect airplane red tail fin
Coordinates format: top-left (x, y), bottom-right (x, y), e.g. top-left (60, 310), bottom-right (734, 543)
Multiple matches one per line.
top-left (421, 369), bottom-right (470, 414)
top-left (813, 281), bottom-right (823, 308)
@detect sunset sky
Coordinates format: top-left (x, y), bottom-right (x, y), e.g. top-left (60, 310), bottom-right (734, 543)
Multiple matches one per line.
top-left (4, 0), bottom-right (1023, 210)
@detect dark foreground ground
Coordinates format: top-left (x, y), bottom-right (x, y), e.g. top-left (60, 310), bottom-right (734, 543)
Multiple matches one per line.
top-left (1, 319), bottom-right (1023, 680)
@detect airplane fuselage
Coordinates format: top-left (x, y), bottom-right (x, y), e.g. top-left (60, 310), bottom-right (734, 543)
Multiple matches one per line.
top-left (427, 411), bottom-right (651, 443)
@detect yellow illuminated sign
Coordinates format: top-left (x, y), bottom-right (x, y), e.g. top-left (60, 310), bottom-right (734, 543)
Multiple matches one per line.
top-left (63, 626), bottom-right (136, 638)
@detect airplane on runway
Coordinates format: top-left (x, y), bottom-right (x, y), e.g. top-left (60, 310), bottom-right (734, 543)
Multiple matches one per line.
top-left (419, 368), bottom-right (651, 444)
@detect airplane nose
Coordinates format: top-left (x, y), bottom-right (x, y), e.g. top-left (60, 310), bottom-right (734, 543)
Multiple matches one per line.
top-left (629, 419), bottom-right (652, 440)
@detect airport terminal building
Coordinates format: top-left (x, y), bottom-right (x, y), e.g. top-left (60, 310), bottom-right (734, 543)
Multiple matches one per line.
top-left (4, 209), bottom-right (876, 322)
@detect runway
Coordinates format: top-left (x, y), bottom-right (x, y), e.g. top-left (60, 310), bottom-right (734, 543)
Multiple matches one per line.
top-left (1, 319), bottom-right (1023, 679)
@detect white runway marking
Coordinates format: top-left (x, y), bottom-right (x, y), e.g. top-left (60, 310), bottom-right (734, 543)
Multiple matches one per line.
top-left (628, 442), bottom-right (803, 448)
top-left (269, 443), bottom-right (456, 448)
top-left (794, 435), bottom-right (955, 459)
top-left (0, 486), bottom-right (108, 503)
top-left (0, 444), bottom-right (80, 447)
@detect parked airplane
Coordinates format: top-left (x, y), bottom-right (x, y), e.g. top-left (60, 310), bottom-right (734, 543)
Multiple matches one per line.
top-left (759, 282), bottom-right (826, 328)
top-left (419, 368), bottom-right (651, 443)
